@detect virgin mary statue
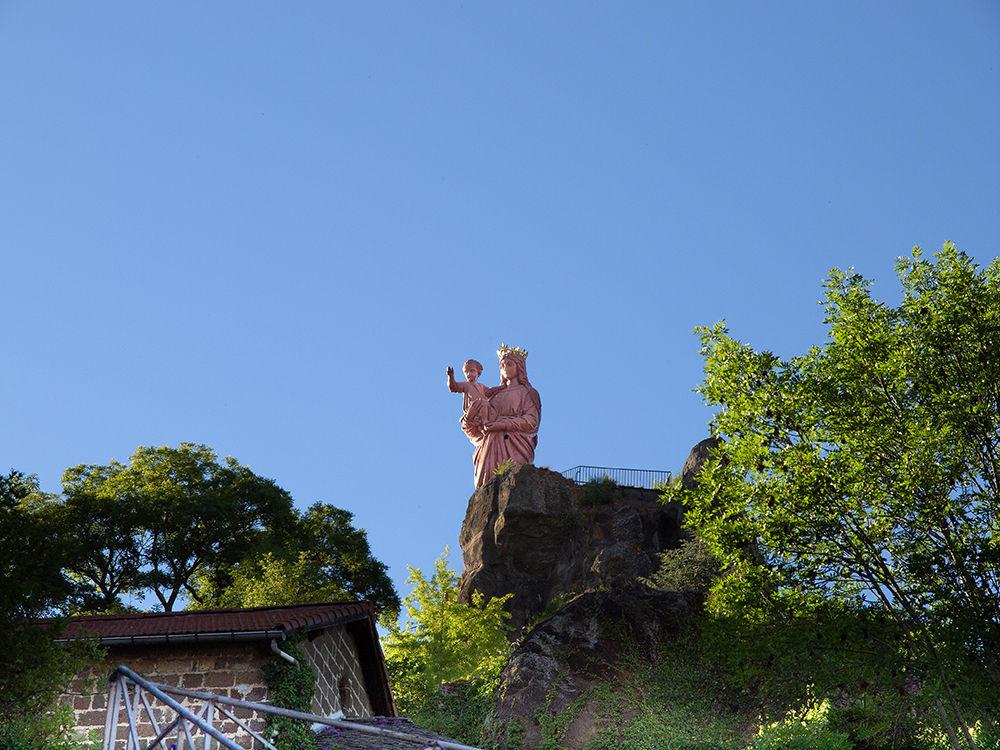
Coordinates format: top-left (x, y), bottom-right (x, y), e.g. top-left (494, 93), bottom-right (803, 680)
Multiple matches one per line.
top-left (462, 344), bottom-right (541, 488)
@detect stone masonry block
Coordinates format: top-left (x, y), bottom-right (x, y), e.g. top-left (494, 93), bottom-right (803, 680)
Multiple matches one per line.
top-left (77, 710), bottom-right (106, 727)
top-left (181, 673), bottom-right (205, 689)
top-left (204, 671), bottom-right (236, 689)
top-left (155, 658), bottom-right (195, 674)
top-left (233, 671), bottom-right (259, 685)
top-left (230, 705), bottom-right (253, 720)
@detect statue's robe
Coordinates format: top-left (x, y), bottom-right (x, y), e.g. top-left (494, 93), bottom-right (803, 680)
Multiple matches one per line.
top-left (471, 383), bottom-right (541, 488)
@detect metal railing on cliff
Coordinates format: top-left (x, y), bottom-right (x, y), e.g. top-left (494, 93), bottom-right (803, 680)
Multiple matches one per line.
top-left (561, 465), bottom-right (672, 490)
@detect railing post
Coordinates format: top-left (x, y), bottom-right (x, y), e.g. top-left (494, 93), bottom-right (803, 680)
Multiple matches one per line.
top-left (120, 679), bottom-right (142, 750)
top-left (204, 699), bottom-right (214, 750)
top-left (103, 675), bottom-right (123, 750)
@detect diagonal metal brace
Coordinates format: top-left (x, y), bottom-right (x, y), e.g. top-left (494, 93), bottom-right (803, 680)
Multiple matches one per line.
top-left (107, 667), bottom-right (244, 750)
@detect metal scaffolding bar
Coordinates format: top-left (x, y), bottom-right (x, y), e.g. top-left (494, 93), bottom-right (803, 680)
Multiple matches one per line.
top-left (103, 665), bottom-right (482, 750)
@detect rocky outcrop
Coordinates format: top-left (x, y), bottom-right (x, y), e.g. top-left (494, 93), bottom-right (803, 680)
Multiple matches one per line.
top-left (457, 465), bottom-right (685, 635)
top-left (490, 586), bottom-right (696, 749)
top-left (681, 436), bottom-right (723, 490)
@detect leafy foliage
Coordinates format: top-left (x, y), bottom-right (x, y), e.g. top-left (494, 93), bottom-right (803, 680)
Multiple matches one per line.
top-left (190, 502), bottom-right (400, 623)
top-left (32, 443), bottom-right (397, 619)
top-left (701, 595), bottom-right (935, 748)
top-left (580, 475), bottom-right (617, 508)
top-left (0, 704), bottom-right (99, 750)
top-left (664, 244), bottom-right (1000, 748)
top-left (53, 443), bottom-right (298, 612)
top-left (749, 699), bottom-right (851, 750)
top-left (0, 472), bottom-right (79, 620)
top-left (380, 548), bottom-right (510, 745)
top-left (260, 639), bottom-right (316, 750)
top-left (493, 458), bottom-right (517, 477)
top-left (0, 471), bottom-right (103, 744)
top-left (642, 537), bottom-right (721, 598)
top-left (504, 619), bottom-right (756, 750)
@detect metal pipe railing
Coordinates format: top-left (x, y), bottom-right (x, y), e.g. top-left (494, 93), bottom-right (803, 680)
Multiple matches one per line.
top-left (561, 465), bottom-right (672, 489)
top-left (104, 665), bottom-right (482, 750)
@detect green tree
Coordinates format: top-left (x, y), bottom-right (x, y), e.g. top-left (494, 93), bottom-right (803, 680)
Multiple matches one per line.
top-left (59, 461), bottom-right (146, 613)
top-left (55, 443), bottom-right (298, 611)
top-left (380, 549), bottom-right (510, 741)
top-left (1, 472), bottom-right (78, 618)
top-left (0, 471), bottom-right (102, 743)
top-left (190, 502), bottom-right (401, 624)
top-left (665, 245), bottom-right (1000, 749)
top-left (295, 503), bottom-right (400, 619)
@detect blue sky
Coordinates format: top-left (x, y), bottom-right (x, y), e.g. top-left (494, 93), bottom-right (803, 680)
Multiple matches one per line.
top-left (2, 2), bottom-right (998, 610)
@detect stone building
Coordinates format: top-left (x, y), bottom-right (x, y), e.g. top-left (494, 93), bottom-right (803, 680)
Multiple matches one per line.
top-left (54, 602), bottom-right (395, 746)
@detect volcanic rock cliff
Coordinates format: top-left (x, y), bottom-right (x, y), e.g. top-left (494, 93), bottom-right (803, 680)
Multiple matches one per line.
top-left (456, 464), bottom-right (686, 636)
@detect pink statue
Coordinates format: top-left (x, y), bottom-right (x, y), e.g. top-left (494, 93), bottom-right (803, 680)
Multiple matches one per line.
top-left (448, 345), bottom-right (541, 488)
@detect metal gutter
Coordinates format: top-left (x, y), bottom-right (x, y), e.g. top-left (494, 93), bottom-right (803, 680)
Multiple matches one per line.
top-left (56, 629), bottom-right (286, 646)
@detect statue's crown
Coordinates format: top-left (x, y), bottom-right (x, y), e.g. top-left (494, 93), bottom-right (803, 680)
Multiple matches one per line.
top-left (497, 343), bottom-right (529, 360)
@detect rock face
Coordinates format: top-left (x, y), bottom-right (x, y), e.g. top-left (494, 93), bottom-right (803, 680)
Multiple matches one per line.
top-left (681, 436), bottom-right (723, 490)
top-left (457, 464), bottom-right (685, 635)
top-left (490, 586), bottom-right (695, 750)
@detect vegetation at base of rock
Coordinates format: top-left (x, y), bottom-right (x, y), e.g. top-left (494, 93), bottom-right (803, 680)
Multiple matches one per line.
top-left (489, 592), bottom-right (996, 749)
top-left (494, 459), bottom-right (518, 476)
top-left (642, 536), bottom-right (721, 598)
top-left (748, 699), bottom-right (851, 750)
top-left (381, 548), bottom-right (510, 746)
top-left (402, 678), bottom-right (499, 748)
top-left (261, 638), bottom-right (317, 750)
top-left (579, 475), bottom-right (616, 508)
top-left (662, 244), bottom-right (1000, 750)
top-left (489, 588), bottom-right (758, 750)
top-left (700, 595), bottom-right (950, 748)
top-left (524, 591), bottom-right (577, 632)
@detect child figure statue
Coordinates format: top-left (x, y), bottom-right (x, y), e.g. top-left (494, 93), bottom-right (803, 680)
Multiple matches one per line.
top-left (446, 359), bottom-right (504, 447)
top-left (447, 359), bottom-right (489, 410)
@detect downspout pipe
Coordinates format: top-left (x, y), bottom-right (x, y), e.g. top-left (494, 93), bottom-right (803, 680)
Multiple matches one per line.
top-left (270, 638), bottom-right (299, 666)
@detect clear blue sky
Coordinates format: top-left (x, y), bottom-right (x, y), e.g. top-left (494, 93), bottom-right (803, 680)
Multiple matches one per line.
top-left (2, 2), bottom-right (998, 610)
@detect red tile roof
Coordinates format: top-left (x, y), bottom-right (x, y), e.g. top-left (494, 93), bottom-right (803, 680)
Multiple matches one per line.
top-left (56, 601), bottom-right (374, 642)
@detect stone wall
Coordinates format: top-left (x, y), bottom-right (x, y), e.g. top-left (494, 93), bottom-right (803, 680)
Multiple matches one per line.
top-left (299, 627), bottom-right (372, 717)
top-left (65, 641), bottom-right (271, 749)
top-left (64, 625), bottom-right (374, 749)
